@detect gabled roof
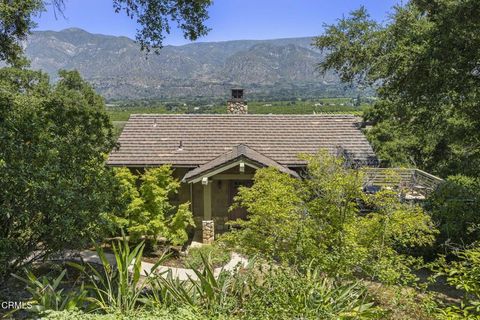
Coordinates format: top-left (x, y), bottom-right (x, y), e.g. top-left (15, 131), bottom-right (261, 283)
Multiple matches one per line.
top-left (107, 114), bottom-right (377, 167)
top-left (182, 144), bottom-right (300, 182)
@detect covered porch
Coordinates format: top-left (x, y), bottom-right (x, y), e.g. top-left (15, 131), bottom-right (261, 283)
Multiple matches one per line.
top-left (181, 144), bottom-right (300, 243)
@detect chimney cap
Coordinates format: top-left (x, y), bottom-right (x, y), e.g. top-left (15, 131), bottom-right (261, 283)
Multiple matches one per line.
top-left (231, 88), bottom-right (244, 100)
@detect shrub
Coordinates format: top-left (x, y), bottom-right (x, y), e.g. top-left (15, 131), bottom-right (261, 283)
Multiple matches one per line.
top-left (243, 264), bottom-right (381, 319)
top-left (16, 250), bottom-right (382, 319)
top-left (223, 151), bottom-right (438, 283)
top-left (221, 167), bottom-right (305, 264)
top-left (149, 254), bottom-right (380, 319)
top-left (11, 268), bottom-right (87, 315)
top-left (109, 166), bottom-right (195, 246)
top-left (435, 244), bottom-right (480, 319)
top-left (426, 175), bottom-right (480, 251)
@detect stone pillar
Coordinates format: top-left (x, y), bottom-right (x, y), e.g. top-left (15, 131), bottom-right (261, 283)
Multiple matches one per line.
top-left (227, 100), bottom-right (248, 114)
top-left (202, 220), bottom-right (215, 244)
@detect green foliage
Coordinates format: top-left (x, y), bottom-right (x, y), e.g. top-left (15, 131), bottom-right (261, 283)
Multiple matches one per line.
top-left (149, 253), bottom-right (243, 314)
top-left (224, 151), bottom-right (437, 283)
top-left (0, 0), bottom-right (43, 65)
top-left (222, 167), bottom-right (305, 263)
top-left (243, 264), bottom-right (381, 320)
top-left (112, 0), bottom-right (211, 52)
top-left (315, 1), bottom-right (480, 178)
top-left (42, 308), bottom-right (208, 320)
top-left (149, 255), bottom-right (379, 319)
top-left (18, 248), bottom-right (381, 319)
top-left (185, 244), bottom-right (231, 269)
top-left (0, 68), bottom-right (116, 280)
top-left (426, 175), bottom-right (480, 249)
top-left (12, 268), bottom-right (87, 315)
top-left (69, 237), bottom-right (166, 314)
top-left (110, 166), bottom-right (195, 246)
top-left (314, 6), bottom-right (382, 85)
top-left (435, 244), bottom-right (480, 319)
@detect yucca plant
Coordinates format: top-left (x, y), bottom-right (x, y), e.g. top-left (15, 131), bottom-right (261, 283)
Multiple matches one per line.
top-left (12, 268), bottom-right (87, 315)
top-left (69, 236), bottom-right (167, 314)
top-left (148, 253), bottom-right (251, 314)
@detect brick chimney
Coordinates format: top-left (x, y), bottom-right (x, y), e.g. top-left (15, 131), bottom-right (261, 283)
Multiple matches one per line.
top-left (227, 88), bottom-right (248, 114)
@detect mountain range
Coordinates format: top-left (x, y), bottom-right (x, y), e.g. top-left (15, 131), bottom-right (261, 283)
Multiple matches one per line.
top-left (21, 28), bottom-right (355, 100)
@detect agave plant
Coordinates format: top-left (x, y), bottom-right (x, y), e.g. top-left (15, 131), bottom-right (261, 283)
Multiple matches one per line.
top-left (12, 268), bottom-right (87, 315)
top-left (69, 236), bottom-right (167, 314)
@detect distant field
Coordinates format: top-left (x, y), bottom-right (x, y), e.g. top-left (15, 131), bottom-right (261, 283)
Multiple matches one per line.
top-left (107, 106), bottom-right (169, 121)
top-left (107, 99), bottom-right (368, 119)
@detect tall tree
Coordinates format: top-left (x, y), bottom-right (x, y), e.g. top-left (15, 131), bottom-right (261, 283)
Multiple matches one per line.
top-left (0, 68), bottom-right (116, 280)
top-left (0, 0), bottom-right (212, 64)
top-left (314, 1), bottom-right (480, 177)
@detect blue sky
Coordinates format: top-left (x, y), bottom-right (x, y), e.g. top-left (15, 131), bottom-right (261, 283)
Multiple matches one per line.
top-left (34, 0), bottom-right (399, 45)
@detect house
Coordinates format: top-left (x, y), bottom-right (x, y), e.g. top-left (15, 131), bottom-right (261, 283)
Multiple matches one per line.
top-left (107, 89), bottom-right (380, 243)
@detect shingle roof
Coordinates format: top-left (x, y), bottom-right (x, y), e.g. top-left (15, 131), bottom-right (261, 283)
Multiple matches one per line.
top-left (107, 114), bottom-right (377, 167)
top-left (183, 144), bottom-right (300, 182)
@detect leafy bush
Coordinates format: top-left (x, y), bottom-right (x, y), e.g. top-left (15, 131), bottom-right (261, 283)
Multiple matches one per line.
top-left (148, 254), bottom-right (380, 319)
top-left (435, 244), bottom-right (480, 319)
top-left (426, 175), bottom-right (480, 251)
top-left (243, 265), bottom-right (381, 319)
top-left (17, 247), bottom-right (381, 319)
top-left (109, 166), bottom-right (195, 246)
top-left (0, 68), bottom-right (116, 281)
top-left (221, 167), bottom-right (305, 264)
top-left (185, 244), bottom-right (231, 269)
top-left (223, 151), bottom-right (438, 283)
top-left (12, 268), bottom-right (87, 315)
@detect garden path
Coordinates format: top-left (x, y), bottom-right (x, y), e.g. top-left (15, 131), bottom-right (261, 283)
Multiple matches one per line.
top-left (75, 250), bottom-right (248, 281)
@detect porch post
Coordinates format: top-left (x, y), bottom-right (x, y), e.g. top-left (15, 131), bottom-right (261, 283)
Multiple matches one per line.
top-left (202, 178), bottom-right (214, 243)
top-left (203, 179), bottom-right (212, 220)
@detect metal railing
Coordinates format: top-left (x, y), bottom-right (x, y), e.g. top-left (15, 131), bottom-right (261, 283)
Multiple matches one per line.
top-left (362, 168), bottom-right (444, 196)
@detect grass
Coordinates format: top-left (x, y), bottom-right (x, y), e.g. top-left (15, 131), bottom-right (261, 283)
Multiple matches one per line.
top-left (184, 244), bottom-right (231, 269)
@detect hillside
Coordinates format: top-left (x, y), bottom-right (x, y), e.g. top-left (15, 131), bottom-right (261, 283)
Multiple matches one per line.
top-left (22, 28), bottom-right (356, 100)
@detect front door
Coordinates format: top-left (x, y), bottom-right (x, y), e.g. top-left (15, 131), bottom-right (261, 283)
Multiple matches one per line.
top-left (228, 180), bottom-right (253, 221)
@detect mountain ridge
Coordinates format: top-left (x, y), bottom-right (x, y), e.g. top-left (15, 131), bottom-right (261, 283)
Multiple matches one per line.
top-left (21, 28), bottom-right (355, 100)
